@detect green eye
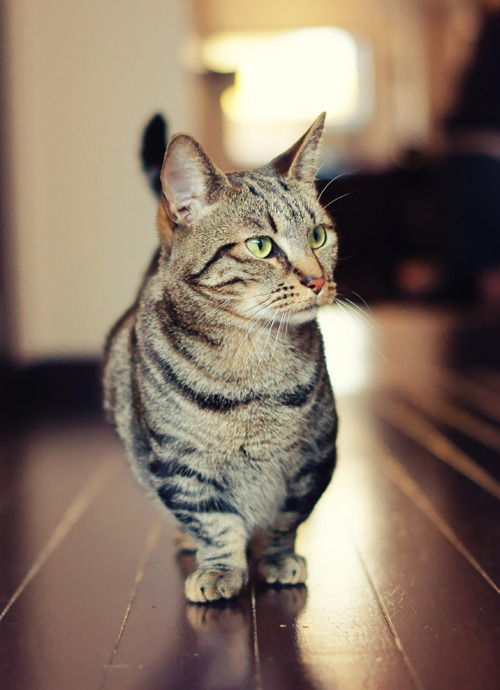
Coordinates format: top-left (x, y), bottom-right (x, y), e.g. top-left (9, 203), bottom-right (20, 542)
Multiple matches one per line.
top-left (245, 236), bottom-right (273, 258)
top-left (308, 225), bottom-right (327, 249)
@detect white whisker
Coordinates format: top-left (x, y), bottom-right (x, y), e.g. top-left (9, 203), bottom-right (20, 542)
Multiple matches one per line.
top-left (332, 300), bottom-right (388, 364)
top-left (308, 162), bottom-right (326, 199)
top-left (252, 314), bottom-right (277, 381)
top-left (243, 314), bottom-right (275, 368)
top-left (322, 192), bottom-right (352, 211)
top-left (268, 313), bottom-right (285, 372)
top-left (232, 310), bottom-right (268, 363)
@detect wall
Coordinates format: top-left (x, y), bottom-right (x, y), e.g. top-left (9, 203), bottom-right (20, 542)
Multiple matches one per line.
top-left (192, 0), bottom-right (431, 168)
top-left (4, 0), bottom-right (195, 361)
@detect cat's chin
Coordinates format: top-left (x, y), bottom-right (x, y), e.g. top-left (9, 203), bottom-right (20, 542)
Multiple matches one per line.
top-left (286, 306), bottom-right (319, 325)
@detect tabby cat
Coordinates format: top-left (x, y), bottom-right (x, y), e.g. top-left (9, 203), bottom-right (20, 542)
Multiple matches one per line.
top-left (103, 113), bottom-right (338, 603)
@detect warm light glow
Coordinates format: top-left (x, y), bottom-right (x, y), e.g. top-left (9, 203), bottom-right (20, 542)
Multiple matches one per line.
top-left (201, 28), bottom-right (372, 165)
top-left (318, 304), bottom-right (374, 396)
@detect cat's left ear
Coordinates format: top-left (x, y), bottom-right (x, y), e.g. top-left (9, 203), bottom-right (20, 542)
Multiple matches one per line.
top-left (268, 112), bottom-right (326, 185)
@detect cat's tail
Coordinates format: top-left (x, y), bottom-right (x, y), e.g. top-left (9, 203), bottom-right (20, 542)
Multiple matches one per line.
top-left (140, 114), bottom-right (168, 199)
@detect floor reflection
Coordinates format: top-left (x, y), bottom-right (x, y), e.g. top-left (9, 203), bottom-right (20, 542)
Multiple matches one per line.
top-left (141, 580), bottom-right (316, 690)
top-left (256, 586), bottom-right (318, 690)
top-left (185, 600), bottom-right (253, 690)
top-left (176, 550), bottom-right (315, 690)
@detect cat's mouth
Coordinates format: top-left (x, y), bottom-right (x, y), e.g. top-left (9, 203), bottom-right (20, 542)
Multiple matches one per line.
top-left (292, 286), bottom-right (336, 313)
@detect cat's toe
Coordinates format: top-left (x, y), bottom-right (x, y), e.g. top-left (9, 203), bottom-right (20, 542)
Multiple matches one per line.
top-left (258, 554), bottom-right (307, 585)
top-left (185, 568), bottom-right (248, 603)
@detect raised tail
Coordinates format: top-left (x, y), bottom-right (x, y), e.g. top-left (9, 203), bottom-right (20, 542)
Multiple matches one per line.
top-left (140, 114), bottom-right (168, 199)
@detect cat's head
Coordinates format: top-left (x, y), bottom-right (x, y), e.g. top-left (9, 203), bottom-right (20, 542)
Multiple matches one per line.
top-left (157, 113), bottom-right (337, 326)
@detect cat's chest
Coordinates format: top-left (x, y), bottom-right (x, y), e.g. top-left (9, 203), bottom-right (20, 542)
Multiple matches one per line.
top-left (139, 314), bottom-right (332, 456)
top-left (156, 365), bottom-right (333, 463)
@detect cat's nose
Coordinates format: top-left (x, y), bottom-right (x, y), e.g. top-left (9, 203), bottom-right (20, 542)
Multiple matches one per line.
top-left (302, 276), bottom-right (326, 294)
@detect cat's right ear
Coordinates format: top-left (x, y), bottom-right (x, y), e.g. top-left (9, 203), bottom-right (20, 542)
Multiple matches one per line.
top-left (268, 112), bottom-right (326, 185)
top-left (160, 134), bottom-right (228, 226)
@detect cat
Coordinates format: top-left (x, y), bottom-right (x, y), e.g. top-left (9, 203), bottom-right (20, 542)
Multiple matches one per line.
top-left (103, 112), bottom-right (338, 603)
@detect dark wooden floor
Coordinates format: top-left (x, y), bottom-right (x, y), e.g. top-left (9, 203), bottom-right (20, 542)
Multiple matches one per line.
top-left (1, 306), bottom-right (500, 690)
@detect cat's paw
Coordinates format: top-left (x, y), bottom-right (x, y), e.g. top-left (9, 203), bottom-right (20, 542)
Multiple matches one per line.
top-left (185, 567), bottom-right (248, 603)
top-left (257, 554), bottom-right (307, 585)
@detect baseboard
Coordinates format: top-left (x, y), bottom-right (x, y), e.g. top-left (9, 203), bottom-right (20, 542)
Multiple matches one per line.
top-left (0, 359), bottom-right (103, 424)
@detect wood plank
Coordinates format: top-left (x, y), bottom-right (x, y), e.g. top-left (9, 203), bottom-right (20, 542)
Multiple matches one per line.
top-left (473, 368), bottom-right (500, 395)
top-left (0, 421), bottom-right (121, 601)
top-left (377, 397), bottom-right (500, 500)
top-left (396, 387), bottom-right (500, 456)
top-left (0, 461), bottom-right (158, 690)
top-left (437, 371), bottom-right (500, 424)
top-left (336, 444), bottom-right (500, 690)
top-left (257, 492), bottom-right (418, 690)
top-left (353, 398), bottom-right (500, 588)
top-left (99, 527), bottom-right (258, 690)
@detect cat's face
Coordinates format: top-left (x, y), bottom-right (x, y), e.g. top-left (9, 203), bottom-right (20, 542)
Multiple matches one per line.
top-left (159, 113), bottom-right (337, 325)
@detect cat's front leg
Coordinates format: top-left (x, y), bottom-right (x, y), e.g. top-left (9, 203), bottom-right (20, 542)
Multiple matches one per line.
top-left (257, 512), bottom-right (307, 585)
top-left (257, 444), bottom-right (337, 586)
top-left (176, 512), bottom-right (250, 603)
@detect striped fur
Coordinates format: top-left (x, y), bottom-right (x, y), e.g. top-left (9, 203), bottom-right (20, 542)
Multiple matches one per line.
top-left (103, 114), bottom-right (338, 602)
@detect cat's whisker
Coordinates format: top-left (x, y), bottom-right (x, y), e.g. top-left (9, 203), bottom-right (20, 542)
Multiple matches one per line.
top-left (308, 162), bottom-right (326, 199)
top-left (241, 314), bottom-right (275, 370)
top-left (328, 302), bottom-right (368, 352)
top-left (252, 314), bottom-right (278, 380)
top-left (342, 298), bottom-right (375, 328)
top-left (342, 297), bottom-right (383, 341)
top-left (268, 313), bottom-right (285, 372)
top-left (331, 301), bottom-right (388, 364)
top-left (336, 296), bottom-right (375, 333)
top-left (322, 192), bottom-right (352, 211)
top-left (317, 167), bottom-right (362, 205)
top-left (218, 291), bottom-right (280, 327)
top-left (210, 298), bottom-right (233, 318)
top-left (316, 170), bottom-right (353, 205)
top-left (212, 292), bottom-right (273, 323)
top-left (232, 296), bottom-right (276, 332)
top-left (246, 290), bottom-right (275, 301)
top-left (232, 298), bottom-right (281, 366)
top-left (239, 294), bottom-right (276, 317)
top-left (284, 311), bottom-right (291, 340)
top-left (316, 176), bottom-right (338, 205)
top-left (232, 309), bottom-right (270, 362)
top-left (348, 289), bottom-right (371, 312)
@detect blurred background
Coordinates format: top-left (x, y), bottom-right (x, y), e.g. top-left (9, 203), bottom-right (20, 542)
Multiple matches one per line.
top-left (1, 0), bottom-right (500, 409)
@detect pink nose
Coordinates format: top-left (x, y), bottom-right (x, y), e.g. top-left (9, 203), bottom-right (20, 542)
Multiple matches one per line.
top-left (303, 276), bottom-right (326, 294)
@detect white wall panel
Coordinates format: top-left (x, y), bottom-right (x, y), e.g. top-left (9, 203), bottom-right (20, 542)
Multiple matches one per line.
top-left (5, 0), bottom-right (194, 360)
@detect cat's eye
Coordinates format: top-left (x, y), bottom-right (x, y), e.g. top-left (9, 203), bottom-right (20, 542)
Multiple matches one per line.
top-left (245, 236), bottom-right (273, 258)
top-left (308, 225), bottom-right (327, 249)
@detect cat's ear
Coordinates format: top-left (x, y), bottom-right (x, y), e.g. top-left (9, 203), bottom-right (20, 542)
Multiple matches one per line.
top-left (160, 134), bottom-right (228, 226)
top-left (269, 112), bottom-right (326, 185)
